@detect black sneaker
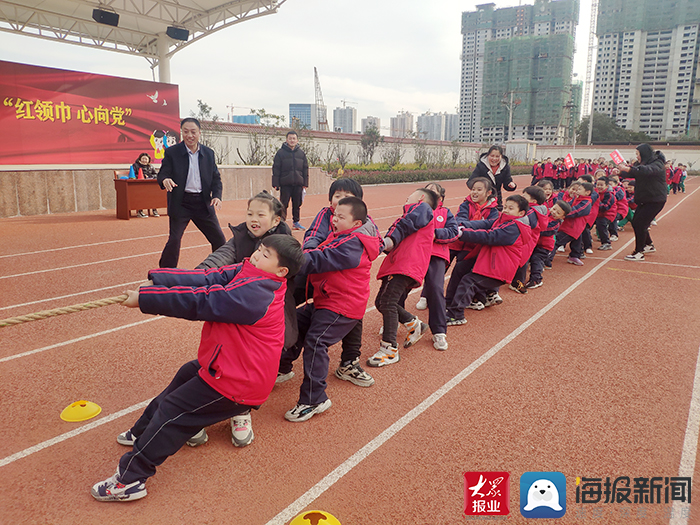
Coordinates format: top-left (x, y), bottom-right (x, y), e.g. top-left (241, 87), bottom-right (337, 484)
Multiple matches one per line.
top-left (508, 280), bottom-right (528, 294)
top-left (525, 280), bottom-right (543, 289)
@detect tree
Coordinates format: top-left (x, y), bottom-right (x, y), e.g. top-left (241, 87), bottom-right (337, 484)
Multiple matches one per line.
top-left (381, 139), bottom-right (404, 167)
top-left (359, 125), bottom-right (382, 164)
top-left (336, 142), bottom-right (351, 170)
top-left (191, 100), bottom-right (231, 164)
top-left (449, 140), bottom-right (462, 167)
top-left (577, 112), bottom-right (651, 144)
top-left (413, 135), bottom-right (428, 168)
top-left (237, 108), bottom-right (285, 165)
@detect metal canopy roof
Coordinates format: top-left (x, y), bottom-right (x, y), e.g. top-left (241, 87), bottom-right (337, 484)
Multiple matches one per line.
top-left (0, 0), bottom-right (283, 71)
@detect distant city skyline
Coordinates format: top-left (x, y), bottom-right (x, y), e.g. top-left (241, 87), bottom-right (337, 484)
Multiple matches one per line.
top-left (0, 0), bottom-right (593, 139)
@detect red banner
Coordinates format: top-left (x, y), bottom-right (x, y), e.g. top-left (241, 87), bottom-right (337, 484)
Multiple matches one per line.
top-left (0, 60), bottom-right (180, 165)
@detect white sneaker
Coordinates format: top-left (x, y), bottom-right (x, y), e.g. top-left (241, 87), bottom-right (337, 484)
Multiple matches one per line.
top-left (557, 246), bottom-right (565, 253)
top-left (643, 244), bottom-right (656, 254)
top-left (231, 412), bottom-right (254, 447)
top-left (651, 220), bottom-right (658, 226)
top-left (624, 252), bottom-right (645, 261)
top-left (185, 428), bottom-right (208, 447)
top-left (610, 235), bottom-right (619, 242)
top-left (403, 317), bottom-right (428, 348)
top-left (91, 470), bottom-right (146, 502)
top-left (432, 333), bottom-right (448, 351)
top-left (585, 248), bottom-right (593, 254)
top-left (276, 371), bottom-right (295, 384)
top-left (467, 300), bottom-right (485, 311)
top-left (367, 341), bottom-right (399, 367)
top-left (284, 399), bottom-right (332, 422)
top-left (416, 297), bottom-right (428, 310)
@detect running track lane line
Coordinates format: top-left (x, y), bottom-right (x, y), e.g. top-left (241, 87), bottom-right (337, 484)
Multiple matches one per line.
top-left (0, 317), bottom-right (163, 364)
top-left (670, 342), bottom-right (700, 525)
top-left (265, 187), bottom-right (700, 525)
top-left (0, 400), bottom-right (153, 468)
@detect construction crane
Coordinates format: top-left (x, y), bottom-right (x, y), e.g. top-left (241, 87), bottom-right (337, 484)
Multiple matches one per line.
top-left (340, 99), bottom-right (358, 108)
top-left (314, 67), bottom-right (329, 131)
top-left (583, 0), bottom-right (600, 145)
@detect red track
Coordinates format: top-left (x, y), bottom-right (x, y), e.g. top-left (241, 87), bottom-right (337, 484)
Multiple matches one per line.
top-left (1, 176), bottom-right (699, 525)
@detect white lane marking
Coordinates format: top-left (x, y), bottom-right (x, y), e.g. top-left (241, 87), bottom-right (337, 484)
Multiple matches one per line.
top-left (0, 245), bottom-right (209, 280)
top-left (0, 400), bottom-right (153, 468)
top-left (0, 281), bottom-right (144, 312)
top-left (0, 233), bottom-right (171, 259)
top-left (670, 342), bottom-right (700, 525)
top-left (0, 317), bottom-right (163, 364)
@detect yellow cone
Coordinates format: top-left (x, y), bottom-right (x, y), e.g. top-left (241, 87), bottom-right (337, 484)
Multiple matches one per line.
top-left (60, 400), bottom-right (102, 422)
top-left (289, 511), bottom-right (341, 525)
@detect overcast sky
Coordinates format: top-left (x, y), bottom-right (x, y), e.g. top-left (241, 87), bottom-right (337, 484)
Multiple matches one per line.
top-left (0, 0), bottom-right (592, 135)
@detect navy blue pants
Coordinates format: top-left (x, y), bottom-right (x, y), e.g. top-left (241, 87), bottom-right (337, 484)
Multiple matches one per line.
top-left (375, 274), bottom-right (416, 347)
top-left (548, 231), bottom-right (583, 263)
top-left (279, 303), bottom-right (358, 405)
top-left (446, 272), bottom-right (503, 320)
top-left (119, 360), bottom-right (252, 484)
top-left (608, 214), bottom-right (620, 237)
top-left (293, 274), bottom-right (364, 363)
top-left (159, 193), bottom-right (226, 268)
top-left (419, 256), bottom-right (448, 335)
top-left (445, 257), bottom-right (477, 307)
top-left (581, 224), bottom-right (593, 251)
top-left (528, 246), bottom-right (550, 283)
top-left (596, 217), bottom-right (611, 244)
top-left (513, 262), bottom-right (528, 285)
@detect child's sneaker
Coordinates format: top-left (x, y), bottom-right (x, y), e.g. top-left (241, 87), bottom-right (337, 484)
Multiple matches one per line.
top-left (91, 470), bottom-right (147, 502)
top-left (186, 429), bottom-right (208, 447)
top-left (231, 412), bottom-right (254, 447)
top-left (624, 252), bottom-right (645, 261)
top-left (610, 235), bottom-right (619, 242)
top-left (284, 399), bottom-right (332, 422)
top-left (483, 291), bottom-right (503, 307)
top-left (275, 371), bottom-right (295, 384)
top-left (567, 257), bottom-right (584, 266)
top-left (556, 246), bottom-right (565, 253)
top-left (432, 333), bottom-right (448, 351)
top-left (335, 358), bottom-right (375, 387)
top-left (446, 317), bottom-right (467, 326)
top-left (598, 243), bottom-right (612, 250)
top-left (403, 318), bottom-right (428, 348)
top-left (117, 429), bottom-right (136, 446)
top-left (651, 219), bottom-right (658, 226)
top-left (585, 248), bottom-right (594, 254)
top-left (367, 341), bottom-right (399, 367)
top-left (643, 244), bottom-right (656, 254)
top-left (136, 210), bottom-right (148, 219)
top-left (416, 297), bottom-right (428, 310)
top-left (467, 300), bottom-right (485, 310)
top-left (508, 280), bottom-right (528, 294)
top-left (525, 279), bottom-right (543, 289)
top-left (544, 263), bottom-right (553, 270)
top-left (292, 221), bottom-right (306, 231)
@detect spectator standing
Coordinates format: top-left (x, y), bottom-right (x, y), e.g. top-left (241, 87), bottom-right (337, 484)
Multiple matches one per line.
top-left (273, 131), bottom-right (309, 230)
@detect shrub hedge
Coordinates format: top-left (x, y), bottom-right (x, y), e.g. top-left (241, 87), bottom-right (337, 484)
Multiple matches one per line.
top-left (338, 165), bottom-right (534, 185)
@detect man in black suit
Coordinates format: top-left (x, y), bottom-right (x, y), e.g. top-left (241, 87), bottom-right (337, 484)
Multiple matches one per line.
top-left (157, 118), bottom-right (226, 268)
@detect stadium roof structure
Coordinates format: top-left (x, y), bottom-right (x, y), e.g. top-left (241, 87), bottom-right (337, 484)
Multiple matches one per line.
top-left (0, 0), bottom-right (285, 82)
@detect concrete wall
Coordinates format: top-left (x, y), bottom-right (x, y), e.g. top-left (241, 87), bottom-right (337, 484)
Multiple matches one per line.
top-left (0, 166), bottom-right (332, 219)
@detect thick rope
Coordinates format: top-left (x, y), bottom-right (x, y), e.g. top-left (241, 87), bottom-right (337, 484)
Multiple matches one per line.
top-left (0, 294), bottom-right (128, 328)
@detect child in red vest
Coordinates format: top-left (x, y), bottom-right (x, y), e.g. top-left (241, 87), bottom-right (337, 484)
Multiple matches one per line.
top-left (595, 175), bottom-right (617, 250)
top-left (368, 188), bottom-right (437, 367)
top-left (510, 186), bottom-right (548, 294)
top-left (445, 195), bottom-right (531, 325)
top-left (414, 183), bottom-right (459, 351)
top-left (526, 200), bottom-right (571, 288)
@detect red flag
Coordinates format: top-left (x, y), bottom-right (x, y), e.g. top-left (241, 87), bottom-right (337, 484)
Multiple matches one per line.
top-left (564, 153), bottom-right (574, 169)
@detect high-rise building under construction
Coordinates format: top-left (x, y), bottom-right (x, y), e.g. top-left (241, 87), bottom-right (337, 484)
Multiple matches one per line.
top-left (459, 0), bottom-right (580, 145)
top-left (593, 0), bottom-right (700, 140)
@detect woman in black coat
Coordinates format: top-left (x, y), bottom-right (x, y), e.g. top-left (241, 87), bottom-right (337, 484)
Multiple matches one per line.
top-left (616, 143), bottom-right (667, 261)
top-left (468, 145), bottom-right (517, 209)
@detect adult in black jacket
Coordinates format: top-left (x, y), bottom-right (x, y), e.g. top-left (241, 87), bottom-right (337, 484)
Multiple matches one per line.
top-left (468, 145), bottom-right (517, 209)
top-left (617, 144), bottom-right (667, 261)
top-left (157, 118), bottom-right (226, 268)
top-left (272, 131), bottom-right (309, 230)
